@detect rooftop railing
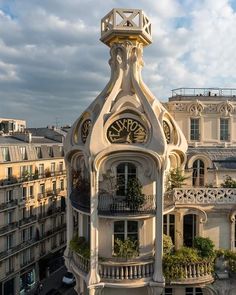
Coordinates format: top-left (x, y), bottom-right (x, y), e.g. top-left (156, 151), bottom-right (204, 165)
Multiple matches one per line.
top-left (171, 87), bottom-right (236, 97)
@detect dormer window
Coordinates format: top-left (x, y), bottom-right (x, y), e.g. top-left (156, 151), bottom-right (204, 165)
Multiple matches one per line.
top-left (20, 147), bottom-right (27, 160)
top-left (48, 147), bottom-right (54, 157)
top-left (2, 147), bottom-right (10, 162)
top-left (36, 147), bottom-right (42, 159)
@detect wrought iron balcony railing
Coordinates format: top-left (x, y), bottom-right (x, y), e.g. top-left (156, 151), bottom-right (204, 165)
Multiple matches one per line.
top-left (98, 195), bottom-right (156, 216)
top-left (0, 222), bottom-right (18, 236)
top-left (70, 189), bottom-right (90, 213)
top-left (0, 199), bottom-right (18, 211)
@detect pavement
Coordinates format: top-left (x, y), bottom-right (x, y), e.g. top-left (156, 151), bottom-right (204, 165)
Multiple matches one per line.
top-left (29, 265), bottom-right (77, 295)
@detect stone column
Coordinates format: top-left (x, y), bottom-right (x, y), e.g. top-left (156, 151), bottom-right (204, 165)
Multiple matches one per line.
top-left (153, 168), bottom-right (165, 284)
top-left (87, 169), bottom-right (100, 286)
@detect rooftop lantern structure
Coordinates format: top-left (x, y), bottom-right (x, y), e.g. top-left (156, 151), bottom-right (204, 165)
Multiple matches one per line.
top-left (64, 8), bottom-right (187, 295)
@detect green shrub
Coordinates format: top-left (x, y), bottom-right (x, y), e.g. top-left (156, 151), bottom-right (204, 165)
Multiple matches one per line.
top-left (126, 178), bottom-right (145, 209)
top-left (193, 236), bottom-right (215, 258)
top-left (221, 175), bottom-right (236, 188)
top-left (163, 234), bottom-right (173, 255)
top-left (70, 235), bottom-right (90, 259)
top-left (166, 168), bottom-right (188, 191)
top-left (114, 238), bottom-right (139, 260)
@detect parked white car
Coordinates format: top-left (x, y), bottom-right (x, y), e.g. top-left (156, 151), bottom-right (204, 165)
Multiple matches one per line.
top-left (62, 272), bottom-right (75, 286)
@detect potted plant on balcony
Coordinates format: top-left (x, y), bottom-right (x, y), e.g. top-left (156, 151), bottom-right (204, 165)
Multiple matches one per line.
top-left (114, 238), bottom-right (139, 261)
top-left (166, 167), bottom-right (188, 191)
top-left (126, 177), bottom-right (145, 210)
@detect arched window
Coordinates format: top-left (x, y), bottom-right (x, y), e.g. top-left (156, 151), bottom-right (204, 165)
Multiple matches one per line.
top-left (192, 159), bottom-right (204, 187)
top-left (116, 163), bottom-right (136, 196)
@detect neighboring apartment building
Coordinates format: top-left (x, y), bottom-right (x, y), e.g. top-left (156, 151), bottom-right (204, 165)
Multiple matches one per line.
top-left (0, 127), bottom-right (67, 294)
top-left (64, 8), bottom-right (236, 295)
top-left (0, 118), bottom-right (26, 134)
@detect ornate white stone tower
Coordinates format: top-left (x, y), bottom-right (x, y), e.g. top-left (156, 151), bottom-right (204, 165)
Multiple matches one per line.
top-left (64, 8), bottom-right (187, 295)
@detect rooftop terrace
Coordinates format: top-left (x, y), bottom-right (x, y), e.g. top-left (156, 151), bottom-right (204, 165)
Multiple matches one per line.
top-left (170, 87), bottom-right (236, 101)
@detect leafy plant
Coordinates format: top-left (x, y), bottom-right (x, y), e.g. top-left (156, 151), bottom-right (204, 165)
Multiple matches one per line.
top-left (166, 168), bottom-right (188, 191)
top-left (215, 249), bottom-right (236, 273)
top-left (70, 235), bottom-right (90, 259)
top-left (221, 175), bottom-right (236, 188)
top-left (126, 178), bottom-right (145, 210)
top-left (114, 238), bottom-right (139, 260)
top-left (163, 234), bottom-right (174, 255)
top-left (193, 236), bottom-right (215, 258)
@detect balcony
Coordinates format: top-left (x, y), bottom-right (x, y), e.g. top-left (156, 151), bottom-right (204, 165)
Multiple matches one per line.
top-left (0, 199), bottom-right (18, 211)
top-left (99, 259), bottom-right (154, 281)
top-left (163, 260), bottom-right (214, 285)
top-left (0, 239), bottom-right (38, 261)
top-left (70, 189), bottom-right (90, 213)
top-left (172, 188), bottom-right (236, 205)
top-left (41, 223), bottom-right (66, 239)
top-left (98, 195), bottom-right (156, 216)
top-left (19, 215), bottom-right (37, 227)
top-left (0, 222), bottom-right (18, 236)
top-left (38, 207), bottom-right (64, 221)
top-left (70, 250), bottom-right (154, 281)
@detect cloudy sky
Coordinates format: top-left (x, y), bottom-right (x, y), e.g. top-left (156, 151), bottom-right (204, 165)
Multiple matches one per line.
top-left (0, 0), bottom-right (236, 127)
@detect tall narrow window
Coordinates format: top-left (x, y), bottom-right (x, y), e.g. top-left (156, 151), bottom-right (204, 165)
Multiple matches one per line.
top-left (220, 118), bottom-right (229, 141)
top-left (192, 159), bottom-right (205, 187)
top-left (36, 147), bottom-right (42, 159)
top-left (2, 147), bottom-right (10, 161)
top-left (51, 162), bottom-right (55, 175)
top-left (163, 214), bottom-right (175, 244)
top-left (113, 220), bottom-right (138, 253)
top-left (190, 118), bottom-right (200, 141)
top-left (6, 167), bottom-right (12, 180)
top-left (20, 146), bottom-right (27, 160)
top-left (39, 164), bottom-right (44, 177)
top-left (116, 163), bottom-right (136, 196)
top-left (183, 214), bottom-right (197, 247)
top-left (6, 190), bottom-right (13, 203)
top-left (59, 161), bottom-right (63, 173)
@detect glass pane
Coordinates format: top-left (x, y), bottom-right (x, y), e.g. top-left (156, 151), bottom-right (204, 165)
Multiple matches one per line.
top-left (127, 233), bottom-right (138, 242)
top-left (114, 233), bottom-right (124, 241)
top-left (127, 221), bottom-right (138, 233)
top-left (114, 221), bottom-right (125, 233)
top-left (169, 214), bottom-right (175, 223)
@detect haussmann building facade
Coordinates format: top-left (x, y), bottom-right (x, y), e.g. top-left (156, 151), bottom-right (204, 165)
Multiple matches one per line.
top-left (64, 8), bottom-right (236, 295)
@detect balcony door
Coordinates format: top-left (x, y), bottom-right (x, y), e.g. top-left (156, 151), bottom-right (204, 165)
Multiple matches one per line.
top-left (183, 214), bottom-right (196, 247)
top-left (116, 163), bottom-right (136, 196)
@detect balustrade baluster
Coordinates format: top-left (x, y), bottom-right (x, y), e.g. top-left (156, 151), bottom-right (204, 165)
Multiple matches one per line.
top-left (133, 265), bottom-right (137, 279)
top-left (138, 265), bottom-right (141, 278)
top-left (193, 263), bottom-right (196, 278)
top-left (116, 265), bottom-right (119, 279)
top-left (142, 264), bottom-right (145, 277)
top-left (112, 266), bottom-right (115, 279)
top-left (125, 266), bottom-right (128, 279)
top-left (120, 266), bottom-right (124, 279)
top-left (129, 265), bottom-right (133, 279)
top-left (184, 264), bottom-right (188, 278)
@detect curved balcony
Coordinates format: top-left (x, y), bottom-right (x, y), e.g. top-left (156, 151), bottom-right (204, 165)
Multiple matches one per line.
top-left (70, 189), bottom-right (90, 213)
top-left (98, 195), bottom-right (156, 217)
top-left (99, 259), bottom-right (154, 281)
top-left (172, 187), bottom-right (236, 205)
top-left (163, 260), bottom-right (214, 285)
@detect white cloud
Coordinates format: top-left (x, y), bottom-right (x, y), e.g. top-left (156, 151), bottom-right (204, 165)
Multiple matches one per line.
top-left (0, 0), bottom-right (236, 125)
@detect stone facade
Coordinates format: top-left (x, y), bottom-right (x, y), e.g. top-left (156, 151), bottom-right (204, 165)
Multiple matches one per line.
top-left (0, 127), bottom-right (67, 294)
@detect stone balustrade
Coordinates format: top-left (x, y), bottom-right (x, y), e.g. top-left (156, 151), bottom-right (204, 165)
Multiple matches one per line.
top-left (71, 251), bottom-right (90, 274)
top-left (163, 260), bottom-right (213, 284)
top-left (99, 259), bottom-right (154, 280)
top-left (173, 188), bottom-right (236, 204)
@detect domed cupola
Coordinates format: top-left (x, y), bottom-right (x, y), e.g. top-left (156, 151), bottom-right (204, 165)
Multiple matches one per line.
top-left (64, 8), bottom-right (187, 295)
top-left (64, 8), bottom-right (187, 165)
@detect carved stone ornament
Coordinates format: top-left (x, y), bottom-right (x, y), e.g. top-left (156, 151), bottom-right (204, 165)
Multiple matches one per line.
top-left (218, 101), bottom-right (233, 117)
top-left (188, 101), bottom-right (204, 116)
top-left (107, 117), bottom-right (147, 143)
top-left (163, 121), bottom-right (171, 144)
top-left (81, 119), bottom-right (91, 143)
